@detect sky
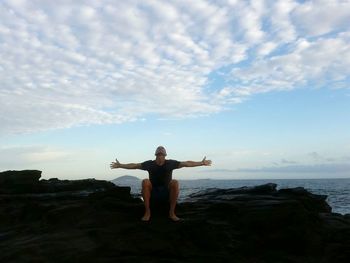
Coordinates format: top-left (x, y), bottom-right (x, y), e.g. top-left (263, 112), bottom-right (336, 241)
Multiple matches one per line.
top-left (0, 0), bottom-right (350, 181)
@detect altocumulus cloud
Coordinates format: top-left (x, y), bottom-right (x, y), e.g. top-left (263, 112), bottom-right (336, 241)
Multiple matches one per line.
top-left (0, 0), bottom-right (349, 134)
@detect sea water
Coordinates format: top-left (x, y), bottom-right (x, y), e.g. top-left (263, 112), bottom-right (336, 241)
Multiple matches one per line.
top-left (116, 178), bottom-right (350, 215)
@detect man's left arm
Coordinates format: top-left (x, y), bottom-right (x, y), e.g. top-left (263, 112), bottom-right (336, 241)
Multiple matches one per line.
top-left (178, 156), bottom-right (212, 168)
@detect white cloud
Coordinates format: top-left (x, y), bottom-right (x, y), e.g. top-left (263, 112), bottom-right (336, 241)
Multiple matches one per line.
top-left (229, 33), bottom-right (350, 97)
top-left (292, 0), bottom-right (350, 37)
top-left (257, 41), bottom-right (278, 57)
top-left (0, 0), bottom-right (349, 135)
top-left (269, 0), bottom-right (298, 43)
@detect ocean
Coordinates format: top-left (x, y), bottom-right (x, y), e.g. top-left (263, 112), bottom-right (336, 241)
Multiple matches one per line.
top-left (114, 178), bottom-right (350, 215)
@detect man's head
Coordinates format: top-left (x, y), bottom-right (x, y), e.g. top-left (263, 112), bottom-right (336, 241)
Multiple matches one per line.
top-left (155, 146), bottom-right (167, 164)
top-left (155, 146), bottom-right (167, 156)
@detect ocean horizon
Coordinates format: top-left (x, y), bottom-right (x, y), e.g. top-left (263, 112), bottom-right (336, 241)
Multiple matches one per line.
top-left (112, 177), bottom-right (350, 215)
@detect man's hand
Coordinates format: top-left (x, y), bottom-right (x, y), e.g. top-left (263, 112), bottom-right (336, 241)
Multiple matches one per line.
top-left (201, 156), bottom-right (212, 166)
top-left (110, 158), bottom-right (121, 169)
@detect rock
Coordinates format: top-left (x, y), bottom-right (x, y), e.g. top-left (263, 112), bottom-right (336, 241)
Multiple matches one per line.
top-left (38, 178), bottom-right (115, 193)
top-left (0, 180), bottom-right (349, 263)
top-left (277, 186), bottom-right (331, 213)
top-left (0, 170), bottom-right (41, 184)
top-left (0, 170), bottom-right (115, 194)
top-left (0, 170), bottom-right (42, 194)
top-left (188, 183), bottom-right (278, 200)
top-left (112, 175), bottom-right (141, 196)
top-left (88, 186), bottom-right (135, 201)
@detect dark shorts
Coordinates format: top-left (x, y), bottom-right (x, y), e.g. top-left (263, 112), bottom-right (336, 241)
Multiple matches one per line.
top-left (151, 186), bottom-right (169, 201)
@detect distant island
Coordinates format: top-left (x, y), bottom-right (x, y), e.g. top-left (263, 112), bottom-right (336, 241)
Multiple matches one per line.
top-left (111, 175), bottom-right (141, 185)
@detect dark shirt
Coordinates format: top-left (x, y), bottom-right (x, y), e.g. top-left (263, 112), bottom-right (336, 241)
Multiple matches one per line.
top-left (141, 159), bottom-right (180, 187)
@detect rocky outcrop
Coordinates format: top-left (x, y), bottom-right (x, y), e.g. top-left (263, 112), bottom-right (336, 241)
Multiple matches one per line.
top-left (0, 170), bottom-right (115, 194)
top-left (0, 171), bottom-right (349, 263)
top-left (38, 178), bottom-right (115, 193)
top-left (0, 170), bottom-right (42, 183)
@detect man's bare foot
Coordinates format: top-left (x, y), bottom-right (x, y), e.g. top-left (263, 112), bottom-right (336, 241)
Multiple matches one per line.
top-left (141, 211), bottom-right (151, 221)
top-left (169, 213), bottom-right (180, 222)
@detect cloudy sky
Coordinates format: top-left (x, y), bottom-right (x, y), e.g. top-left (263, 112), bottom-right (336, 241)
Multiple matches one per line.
top-left (1, 0), bottom-right (349, 180)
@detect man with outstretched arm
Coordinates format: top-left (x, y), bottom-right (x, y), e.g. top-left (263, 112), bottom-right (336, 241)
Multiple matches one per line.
top-left (110, 146), bottom-right (212, 222)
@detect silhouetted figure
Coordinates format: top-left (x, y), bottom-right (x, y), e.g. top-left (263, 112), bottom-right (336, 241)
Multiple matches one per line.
top-left (110, 146), bottom-right (212, 221)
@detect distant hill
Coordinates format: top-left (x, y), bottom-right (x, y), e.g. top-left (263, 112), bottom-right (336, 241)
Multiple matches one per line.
top-left (112, 175), bottom-right (141, 186)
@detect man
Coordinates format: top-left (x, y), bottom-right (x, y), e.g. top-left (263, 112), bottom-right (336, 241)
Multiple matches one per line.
top-left (110, 146), bottom-right (212, 222)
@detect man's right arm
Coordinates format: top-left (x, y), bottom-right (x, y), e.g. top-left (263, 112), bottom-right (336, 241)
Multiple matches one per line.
top-left (110, 159), bottom-right (142, 169)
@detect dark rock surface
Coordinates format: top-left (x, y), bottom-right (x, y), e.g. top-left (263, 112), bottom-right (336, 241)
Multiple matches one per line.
top-left (0, 170), bottom-right (42, 183)
top-left (0, 170), bottom-right (115, 194)
top-left (0, 171), bottom-right (349, 262)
